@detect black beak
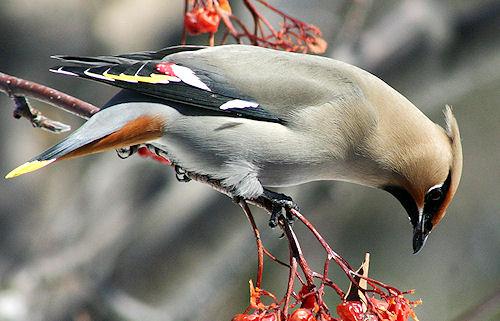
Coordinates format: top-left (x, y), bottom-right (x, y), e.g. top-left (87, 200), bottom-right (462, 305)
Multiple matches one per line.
top-left (382, 186), bottom-right (435, 253)
top-left (413, 215), bottom-right (431, 254)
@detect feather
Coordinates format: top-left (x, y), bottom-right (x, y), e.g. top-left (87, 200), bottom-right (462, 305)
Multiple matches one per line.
top-left (50, 46), bottom-right (283, 123)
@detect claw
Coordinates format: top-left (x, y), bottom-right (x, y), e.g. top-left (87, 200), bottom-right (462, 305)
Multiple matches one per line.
top-left (175, 165), bottom-right (191, 182)
top-left (285, 209), bottom-right (296, 225)
top-left (232, 195), bottom-right (243, 204)
top-left (269, 205), bottom-right (280, 228)
top-left (154, 147), bottom-right (166, 158)
top-left (116, 145), bottom-right (138, 159)
top-left (262, 189), bottom-right (298, 229)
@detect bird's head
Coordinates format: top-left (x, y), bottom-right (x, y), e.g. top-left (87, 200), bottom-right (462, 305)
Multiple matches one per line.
top-left (382, 106), bottom-right (463, 253)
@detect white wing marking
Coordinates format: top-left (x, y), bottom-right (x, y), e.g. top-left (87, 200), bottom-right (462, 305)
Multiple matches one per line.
top-left (134, 63), bottom-right (147, 76)
top-left (219, 99), bottom-right (259, 110)
top-left (171, 64), bottom-right (211, 91)
top-left (49, 67), bottom-right (79, 77)
top-left (85, 68), bottom-right (115, 81)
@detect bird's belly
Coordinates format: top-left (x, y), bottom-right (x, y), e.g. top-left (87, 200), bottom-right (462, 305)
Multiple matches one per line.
top-left (257, 162), bottom-right (331, 187)
top-left (153, 114), bottom-right (337, 190)
top-left (156, 138), bottom-right (334, 189)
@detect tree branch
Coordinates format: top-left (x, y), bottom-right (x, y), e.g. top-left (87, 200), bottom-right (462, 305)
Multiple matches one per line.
top-left (239, 200), bottom-right (264, 288)
top-left (10, 95), bottom-right (71, 133)
top-left (0, 72), bottom-right (99, 123)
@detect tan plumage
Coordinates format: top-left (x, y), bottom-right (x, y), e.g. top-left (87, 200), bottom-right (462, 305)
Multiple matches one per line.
top-left (5, 45), bottom-right (463, 252)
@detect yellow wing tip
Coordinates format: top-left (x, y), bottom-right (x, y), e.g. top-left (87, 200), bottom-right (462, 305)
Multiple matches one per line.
top-left (5, 159), bottom-right (55, 179)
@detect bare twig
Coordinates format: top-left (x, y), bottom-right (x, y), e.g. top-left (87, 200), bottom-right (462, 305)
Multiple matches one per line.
top-left (215, 5), bottom-right (240, 41)
top-left (279, 217), bottom-right (315, 286)
top-left (11, 95), bottom-right (70, 133)
top-left (244, 0), bottom-right (278, 38)
top-left (181, 0), bottom-right (188, 45)
top-left (0, 72), bottom-right (99, 119)
top-left (282, 256), bottom-right (297, 318)
top-left (239, 200), bottom-right (264, 288)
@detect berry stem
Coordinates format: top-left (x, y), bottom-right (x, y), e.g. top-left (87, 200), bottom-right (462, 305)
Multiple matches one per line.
top-left (283, 256), bottom-right (297, 318)
top-left (239, 200), bottom-right (264, 288)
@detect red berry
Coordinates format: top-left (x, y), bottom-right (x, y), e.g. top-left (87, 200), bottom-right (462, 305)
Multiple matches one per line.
top-left (289, 308), bottom-right (316, 321)
top-left (388, 297), bottom-right (413, 321)
top-left (318, 314), bottom-right (336, 321)
top-left (336, 301), bottom-right (364, 321)
top-left (298, 285), bottom-right (318, 310)
top-left (261, 312), bottom-right (278, 321)
top-left (231, 314), bottom-right (246, 321)
top-left (184, 8), bottom-right (221, 35)
top-left (196, 9), bottom-right (220, 33)
top-left (184, 10), bottom-right (203, 35)
top-left (368, 296), bottom-right (417, 321)
top-left (231, 313), bottom-right (260, 321)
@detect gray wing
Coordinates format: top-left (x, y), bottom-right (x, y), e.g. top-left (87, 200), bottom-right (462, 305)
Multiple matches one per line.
top-left (51, 45), bottom-right (362, 124)
top-left (51, 45), bottom-right (281, 123)
top-left (167, 45), bottom-right (365, 122)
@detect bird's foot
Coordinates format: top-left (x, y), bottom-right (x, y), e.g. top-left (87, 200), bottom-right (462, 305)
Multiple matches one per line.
top-left (116, 145), bottom-right (139, 159)
top-left (174, 165), bottom-right (191, 182)
top-left (262, 189), bottom-right (298, 228)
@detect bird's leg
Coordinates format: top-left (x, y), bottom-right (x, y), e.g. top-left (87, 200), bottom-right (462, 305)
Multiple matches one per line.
top-left (174, 165), bottom-right (191, 183)
top-left (140, 144), bottom-right (189, 183)
top-left (116, 145), bottom-right (139, 159)
top-left (261, 189), bottom-right (298, 228)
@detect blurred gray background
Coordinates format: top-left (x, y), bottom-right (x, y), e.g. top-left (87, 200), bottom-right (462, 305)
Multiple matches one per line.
top-left (0, 0), bottom-right (499, 320)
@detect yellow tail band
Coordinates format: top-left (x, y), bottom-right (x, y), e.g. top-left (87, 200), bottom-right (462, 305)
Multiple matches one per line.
top-left (5, 159), bottom-right (55, 179)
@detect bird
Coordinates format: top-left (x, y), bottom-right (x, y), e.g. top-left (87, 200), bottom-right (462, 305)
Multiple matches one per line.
top-left (5, 45), bottom-right (463, 253)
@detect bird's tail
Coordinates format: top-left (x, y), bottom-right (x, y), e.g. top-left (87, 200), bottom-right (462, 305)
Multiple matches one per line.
top-left (5, 106), bottom-right (165, 178)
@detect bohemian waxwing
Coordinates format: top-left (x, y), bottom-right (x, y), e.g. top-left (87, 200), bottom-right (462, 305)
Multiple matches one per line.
top-left (5, 45), bottom-right (463, 253)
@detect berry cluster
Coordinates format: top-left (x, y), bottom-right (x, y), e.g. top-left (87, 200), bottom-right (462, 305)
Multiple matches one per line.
top-left (230, 282), bottom-right (420, 321)
top-left (336, 296), bottom-right (420, 321)
top-left (184, 0), bottom-right (231, 35)
top-left (182, 0), bottom-right (326, 53)
top-left (233, 308), bottom-right (315, 321)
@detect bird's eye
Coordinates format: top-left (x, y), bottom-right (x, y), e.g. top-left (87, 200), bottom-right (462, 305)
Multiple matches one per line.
top-left (426, 188), bottom-right (443, 202)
